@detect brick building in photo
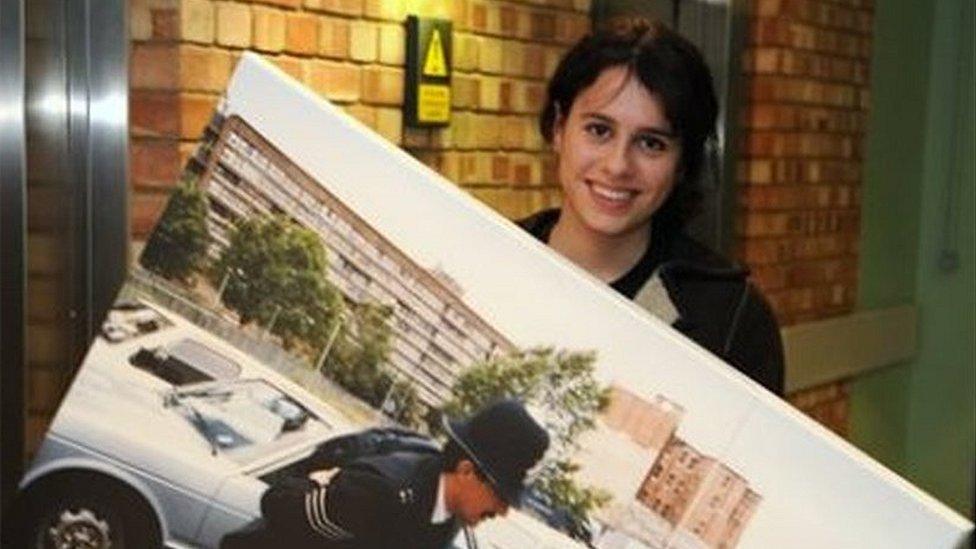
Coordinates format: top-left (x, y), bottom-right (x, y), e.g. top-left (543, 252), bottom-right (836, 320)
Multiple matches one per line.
top-left (638, 439), bottom-right (760, 549)
top-left (188, 110), bottom-right (516, 408)
top-left (577, 386), bottom-right (760, 548)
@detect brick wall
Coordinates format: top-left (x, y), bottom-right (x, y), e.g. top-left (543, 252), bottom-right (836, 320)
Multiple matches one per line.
top-left (129, 0), bottom-right (591, 242)
top-left (737, 0), bottom-right (874, 434)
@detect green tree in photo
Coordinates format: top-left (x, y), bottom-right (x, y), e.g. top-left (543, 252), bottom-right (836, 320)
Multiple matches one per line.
top-left (325, 301), bottom-right (401, 407)
top-left (215, 214), bottom-right (342, 350)
top-left (434, 348), bottom-right (611, 532)
top-left (532, 459), bottom-right (611, 536)
top-left (140, 179), bottom-right (210, 282)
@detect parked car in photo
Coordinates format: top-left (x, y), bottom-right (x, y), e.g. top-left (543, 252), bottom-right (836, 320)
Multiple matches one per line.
top-left (16, 300), bottom-right (358, 548)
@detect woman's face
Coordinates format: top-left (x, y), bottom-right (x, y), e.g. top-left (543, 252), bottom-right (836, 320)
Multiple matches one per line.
top-left (552, 65), bottom-right (682, 240)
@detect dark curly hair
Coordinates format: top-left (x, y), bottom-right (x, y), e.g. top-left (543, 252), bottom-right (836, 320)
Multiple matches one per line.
top-left (539, 18), bottom-right (719, 236)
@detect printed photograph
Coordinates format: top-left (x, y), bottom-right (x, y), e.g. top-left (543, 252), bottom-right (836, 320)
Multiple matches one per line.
top-left (12, 54), bottom-right (971, 549)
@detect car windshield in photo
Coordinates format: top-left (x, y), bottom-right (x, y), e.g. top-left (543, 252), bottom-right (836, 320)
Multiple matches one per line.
top-left (164, 378), bottom-right (331, 464)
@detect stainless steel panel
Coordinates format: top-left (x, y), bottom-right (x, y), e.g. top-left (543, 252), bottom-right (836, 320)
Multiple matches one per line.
top-left (86, 0), bottom-right (129, 333)
top-left (25, 0), bottom-right (128, 370)
top-left (63, 0), bottom-right (129, 358)
top-left (0, 0), bottom-right (26, 515)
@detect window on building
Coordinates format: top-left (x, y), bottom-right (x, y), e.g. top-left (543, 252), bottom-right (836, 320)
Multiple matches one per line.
top-left (215, 161), bottom-right (241, 186)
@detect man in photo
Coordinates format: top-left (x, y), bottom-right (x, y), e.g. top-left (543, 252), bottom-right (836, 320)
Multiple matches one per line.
top-left (222, 398), bottom-right (550, 548)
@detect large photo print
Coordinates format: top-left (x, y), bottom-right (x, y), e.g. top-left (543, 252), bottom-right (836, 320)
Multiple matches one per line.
top-left (14, 55), bottom-right (972, 549)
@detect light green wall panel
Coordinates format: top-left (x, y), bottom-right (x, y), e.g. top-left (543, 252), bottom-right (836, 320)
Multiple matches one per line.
top-left (904, 0), bottom-right (975, 516)
top-left (851, 0), bottom-right (934, 474)
top-left (853, 0), bottom-right (975, 517)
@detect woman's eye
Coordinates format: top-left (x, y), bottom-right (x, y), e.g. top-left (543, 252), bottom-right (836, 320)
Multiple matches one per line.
top-left (583, 123), bottom-right (611, 139)
top-left (637, 135), bottom-right (668, 153)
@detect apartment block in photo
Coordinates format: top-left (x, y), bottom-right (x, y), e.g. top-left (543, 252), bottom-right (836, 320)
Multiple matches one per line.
top-left (186, 110), bottom-right (516, 408)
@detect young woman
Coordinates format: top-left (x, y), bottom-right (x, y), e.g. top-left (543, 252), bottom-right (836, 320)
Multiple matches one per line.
top-left (520, 18), bottom-right (784, 394)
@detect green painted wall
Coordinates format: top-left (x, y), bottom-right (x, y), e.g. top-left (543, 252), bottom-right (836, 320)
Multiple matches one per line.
top-left (853, 0), bottom-right (975, 517)
top-left (851, 0), bottom-right (933, 476)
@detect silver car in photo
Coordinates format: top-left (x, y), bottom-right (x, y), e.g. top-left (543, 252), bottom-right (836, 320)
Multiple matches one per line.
top-left (17, 301), bottom-right (356, 548)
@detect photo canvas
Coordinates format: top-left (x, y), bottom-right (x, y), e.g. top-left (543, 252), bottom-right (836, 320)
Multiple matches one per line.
top-left (16, 54), bottom-right (973, 549)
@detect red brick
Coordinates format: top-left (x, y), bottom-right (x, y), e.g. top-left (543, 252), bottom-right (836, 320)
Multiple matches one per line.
top-left (523, 45), bottom-right (546, 78)
top-left (499, 5), bottom-right (518, 36)
top-left (152, 7), bottom-right (180, 40)
top-left (131, 190), bottom-right (173, 239)
top-left (131, 139), bottom-right (182, 188)
top-left (750, 265), bottom-right (788, 290)
top-left (253, 6), bottom-right (287, 52)
top-left (478, 115), bottom-right (502, 149)
top-left (491, 155), bottom-right (510, 182)
top-left (319, 17), bottom-right (349, 59)
top-left (530, 11), bottom-right (556, 41)
top-left (180, 93), bottom-right (219, 139)
top-left (130, 90), bottom-right (179, 137)
top-left (470, 2), bottom-right (486, 31)
top-left (452, 76), bottom-right (480, 109)
top-left (131, 4), bottom-right (153, 41)
top-left (344, 104), bottom-right (376, 131)
top-left (523, 83), bottom-right (545, 113)
top-left (179, 45), bottom-right (233, 92)
top-left (271, 55), bottom-right (306, 82)
top-left (740, 238), bottom-right (793, 265)
top-left (286, 12), bottom-right (318, 55)
top-left (361, 66), bottom-right (403, 106)
top-left (450, 0), bottom-right (470, 31)
top-left (131, 43), bottom-right (179, 90)
top-left (307, 60), bottom-right (360, 102)
top-left (498, 81), bottom-right (513, 112)
top-left (513, 158), bottom-right (533, 185)
top-left (556, 12), bottom-right (588, 45)
top-left (787, 381), bottom-right (850, 436)
top-left (483, 4), bottom-right (502, 35)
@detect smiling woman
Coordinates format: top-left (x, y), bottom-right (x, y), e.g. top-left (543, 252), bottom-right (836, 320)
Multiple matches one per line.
top-left (520, 18), bottom-right (785, 395)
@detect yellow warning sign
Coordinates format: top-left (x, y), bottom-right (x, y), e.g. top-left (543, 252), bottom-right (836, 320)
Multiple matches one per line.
top-left (423, 29), bottom-right (448, 77)
top-left (418, 84), bottom-right (451, 123)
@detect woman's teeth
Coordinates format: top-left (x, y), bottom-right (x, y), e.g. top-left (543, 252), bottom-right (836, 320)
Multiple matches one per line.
top-left (590, 183), bottom-right (633, 202)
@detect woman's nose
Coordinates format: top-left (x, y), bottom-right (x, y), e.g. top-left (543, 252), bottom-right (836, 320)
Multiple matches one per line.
top-left (600, 139), bottom-right (632, 178)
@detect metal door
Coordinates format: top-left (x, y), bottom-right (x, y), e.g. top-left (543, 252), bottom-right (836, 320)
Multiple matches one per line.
top-left (0, 0), bottom-right (128, 519)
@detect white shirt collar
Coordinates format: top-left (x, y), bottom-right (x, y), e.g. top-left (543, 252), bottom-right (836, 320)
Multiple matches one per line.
top-left (430, 474), bottom-right (452, 524)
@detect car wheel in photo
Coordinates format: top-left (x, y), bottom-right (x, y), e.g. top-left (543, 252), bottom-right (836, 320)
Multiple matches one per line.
top-left (19, 473), bottom-right (161, 549)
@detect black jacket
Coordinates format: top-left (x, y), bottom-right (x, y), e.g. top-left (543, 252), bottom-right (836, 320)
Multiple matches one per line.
top-left (221, 452), bottom-right (458, 549)
top-left (519, 209), bottom-right (784, 395)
